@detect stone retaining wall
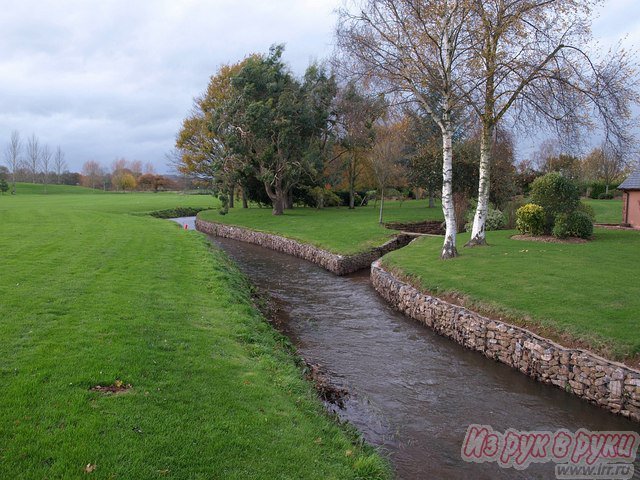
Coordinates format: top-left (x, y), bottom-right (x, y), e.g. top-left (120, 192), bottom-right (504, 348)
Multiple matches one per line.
top-left (195, 217), bottom-right (413, 276)
top-left (371, 260), bottom-right (640, 422)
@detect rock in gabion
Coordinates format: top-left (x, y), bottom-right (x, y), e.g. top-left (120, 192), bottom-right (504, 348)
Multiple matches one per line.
top-left (370, 260), bottom-right (640, 423)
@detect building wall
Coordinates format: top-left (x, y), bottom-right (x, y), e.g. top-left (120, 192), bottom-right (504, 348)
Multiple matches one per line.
top-left (624, 191), bottom-right (640, 227)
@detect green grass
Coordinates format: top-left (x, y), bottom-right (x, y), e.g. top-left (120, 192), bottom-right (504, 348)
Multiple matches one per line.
top-left (382, 228), bottom-right (640, 360)
top-left (199, 200), bottom-right (444, 255)
top-left (583, 198), bottom-right (623, 224)
top-left (0, 189), bottom-right (389, 479)
top-left (9, 182), bottom-right (108, 195)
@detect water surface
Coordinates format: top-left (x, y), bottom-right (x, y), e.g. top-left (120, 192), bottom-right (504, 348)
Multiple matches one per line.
top-left (174, 217), bottom-right (640, 479)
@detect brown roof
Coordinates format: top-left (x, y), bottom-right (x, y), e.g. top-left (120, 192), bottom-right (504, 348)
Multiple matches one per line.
top-left (618, 169), bottom-right (640, 190)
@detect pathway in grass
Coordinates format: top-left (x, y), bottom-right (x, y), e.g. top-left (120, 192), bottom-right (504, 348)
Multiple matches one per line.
top-left (381, 229), bottom-right (640, 362)
top-left (199, 200), bottom-right (444, 255)
top-left (0, 189), bottom-right (388, 479)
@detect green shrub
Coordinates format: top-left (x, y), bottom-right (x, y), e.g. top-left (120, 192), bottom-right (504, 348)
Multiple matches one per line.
top-left (587, 182), bottom-right (619, 199)
top-left (308, 187), bottom-right (342, 208)
top-left (552, 213), bottom-right (570, 238)
top-left (516, 203), bottom-right (545, 235)
top-left (576, 201), bottom-right (596, 221)
top-left (503, 196), bottom-right (526, 229)
top-left (598, 192), bottom-right (614, 200)
top-left (567, 211), bottom-right (594, 238)
top-left (552, 211), bottom-right (594, 239)
top-left (530, 173), bottom-right (580, 233)
top-left (465, 205), bottom-right (506, 232)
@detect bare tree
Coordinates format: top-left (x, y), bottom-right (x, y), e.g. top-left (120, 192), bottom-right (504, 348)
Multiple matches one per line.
top-left (583, 144), bottom-right (625, 192)
top-left (369, 121), bottom-right (406, 223)
top-left (337, 0), bottom-right (474, 259)
top-left (465, 0), bottom-right (639, 246)
top-left (40, 145), bottom-right (52, 193)
top-left (4, 130), bottom-right (21, 194)
top-left (53, 146), bottom-right (67, 184)
top-left (532, 139), bottom-right (561, 172)
top-left (25, 134), bottom-right (41, 184)
top-left (82, 160), bottom-right (103, 189)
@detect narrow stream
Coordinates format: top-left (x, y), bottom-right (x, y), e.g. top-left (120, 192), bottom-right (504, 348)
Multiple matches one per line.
top-left (174, 218), bottom-right (640, 479)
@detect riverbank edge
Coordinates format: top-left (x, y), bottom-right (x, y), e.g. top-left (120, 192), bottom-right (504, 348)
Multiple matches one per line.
top-left (370, 259), bottom-right (640, 422)
top-left (195, 217), bottom-right (413, 275)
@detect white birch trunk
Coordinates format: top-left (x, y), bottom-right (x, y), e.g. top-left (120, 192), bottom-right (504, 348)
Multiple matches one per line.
top-left (467, 123), bottom-right (493, 246)
top-left (441, 128), bottom-right (457, 259)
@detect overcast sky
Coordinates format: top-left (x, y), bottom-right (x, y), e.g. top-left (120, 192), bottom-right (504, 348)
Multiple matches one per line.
top-left (1, 0), bottom-right (639, 173)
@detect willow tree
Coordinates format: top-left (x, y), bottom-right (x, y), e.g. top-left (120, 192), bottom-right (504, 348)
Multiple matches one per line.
top-left (465, 0), bottom-right (638, 246)
top-left (337, 0), bottom-right (473, 259)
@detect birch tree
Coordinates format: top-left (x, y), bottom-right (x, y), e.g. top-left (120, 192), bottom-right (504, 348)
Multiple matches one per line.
top-left (40, 145), bottom-right (52, 193)
top-left (26, 134), bottom-right (40, 184)
top-left (4, 131), bottom-right (21, 194)
top-left (337, 0), bottom-right (473, 258)
top-left (465, 0), bottom-right (639, 246)
top-left (53, 146), bottom-right (67, 184)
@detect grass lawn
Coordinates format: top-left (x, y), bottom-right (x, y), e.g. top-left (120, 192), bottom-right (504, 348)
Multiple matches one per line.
top-left (381, 228), bottom-right (640, 362)
top-left (0, 185), bottom-right (388, 479)
top-left (583, 198), bottom-right (623, 224)
top-left (198, 200), bottom-right (444, 255)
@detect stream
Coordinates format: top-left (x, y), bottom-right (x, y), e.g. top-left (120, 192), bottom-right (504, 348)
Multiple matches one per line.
top-left (174, 217), bottom-right (640, 479)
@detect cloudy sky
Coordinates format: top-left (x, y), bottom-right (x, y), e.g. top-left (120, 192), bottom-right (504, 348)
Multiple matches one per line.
top-left (1, 0), bottom-right (639, 173)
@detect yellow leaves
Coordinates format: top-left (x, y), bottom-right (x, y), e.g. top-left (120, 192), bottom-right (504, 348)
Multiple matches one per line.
top-left (84, 463), bottom-right (96, 474)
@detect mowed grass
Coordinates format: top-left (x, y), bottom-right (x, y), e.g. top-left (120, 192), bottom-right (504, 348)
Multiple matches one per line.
top-left (382, 228), bottom-right (640, 360)
top-left (11, 183), bottom-right (108, 195)
top-left (583, 198), bottom-right (623, 224)
top-left (199, 200), bottom-right (444, 255)
top-left (0, 186), bottom-right (389, 479)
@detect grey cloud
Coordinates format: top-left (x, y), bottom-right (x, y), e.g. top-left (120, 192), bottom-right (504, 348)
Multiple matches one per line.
top-left (0, 0), bottom-right (636, 172)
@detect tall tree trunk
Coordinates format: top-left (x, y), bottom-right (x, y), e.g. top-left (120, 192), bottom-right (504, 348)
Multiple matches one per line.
top-left (428, 190), bottom-right (435, 208)
top-left (242, 187), bottom-right (248, 208)
top-left (228, 184), bottom-right (235, 208)
top-left (378, 188), bottom-right (385, 224)
top-left (441, 128), bottom-right (458, 259)
top-left (286, 189), bottom-right (294, 209)
top-left (264, 179), bottom-right (284, 215)
top-left (467, 123), bottom-right (494, 247)
top-left (272, 191), bottom-right (285, 215)
top-left (349, 153), bottom-right (356, 209)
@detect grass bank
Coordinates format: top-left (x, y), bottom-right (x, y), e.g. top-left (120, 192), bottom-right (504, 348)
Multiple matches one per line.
top-left (0, 187), bottom-right (389, 479)
top-left (198, 200), bottom-right (444, 255)
top-left (381, 228), bottom-right (640, 363)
